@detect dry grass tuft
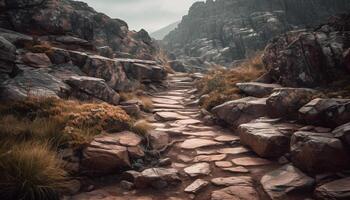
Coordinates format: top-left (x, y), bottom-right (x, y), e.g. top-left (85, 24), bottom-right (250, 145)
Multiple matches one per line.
top-left (139, 96), bottom-right (154, 112)
top-left (0, 142), bottom-right (69, 200)
top-left (119, 92), bottom-right (154, 112)
top-left (131, 120), bottom-right (153, 136)
top-left (197, 53), bottom-right (266, 110)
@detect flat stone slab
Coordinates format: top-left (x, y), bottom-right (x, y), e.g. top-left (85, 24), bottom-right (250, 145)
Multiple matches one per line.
top-left (194, 154), bottom-right (227, 162)
top-left (155, 112), bottom-right (189, 121)
top-left (211, 185), bottom-right (259, 200)
top-left (184, 179), bottom-right (209, 194)
top-left (217, 147), bottom-right (250, 155)
top-left (177, 154), bottom-right (193, 163)
top-left (184, 162), bottom-right (211, 177)
top-left (222, 166), bottom-right (250, 173)
top-left (215, 161), bottom-right (233, 168)
top-left (214, 135), bottom-right (240, 142)
top-left (196, 149), bottom-right (217, 155)
top-left (155, 127), bottom-right (186, 136)
top-left (171, 119), bottom-right (202, 126)
top-left (211, 176), bottom-right (253, 187)
top-left (182, 131), bottom-right (218, 137)
top-left (172, 162), bottom-right (187, 169)
top-left (152, 98), bottom-right (180, 105)
top-left (232, 157), bottom-right (272, 166)
top-left (180, 139), bottom-right (222, 149)
top-left (153, 104), bottom-right (185, 109)
top-left (187, 125), bottom-right (215, 131)
top-left (315, 177), bottom-right (350, 200)
top-left (155, 95), bottom-right (184, 100)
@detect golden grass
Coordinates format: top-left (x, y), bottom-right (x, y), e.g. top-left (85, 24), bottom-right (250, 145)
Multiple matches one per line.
top-left (139, 96), bottom-right (154, 112)
top-left (131, 120), bottom-right (153, 136)
top-left (155, 50), bottom-right (175, 74)
top-left (197, 53), bottom-right (266, 110)
top-left (0, 142), bottom-right (69, 200)
top-left (119, 92), bottom-right (154, 112)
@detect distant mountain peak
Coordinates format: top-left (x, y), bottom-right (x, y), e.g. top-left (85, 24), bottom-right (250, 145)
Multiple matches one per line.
top-left (150, 21), bottom-right (180, 40)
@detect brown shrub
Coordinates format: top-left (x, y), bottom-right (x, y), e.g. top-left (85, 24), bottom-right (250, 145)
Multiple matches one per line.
top-left (197, 53), bottom-right (265, 110)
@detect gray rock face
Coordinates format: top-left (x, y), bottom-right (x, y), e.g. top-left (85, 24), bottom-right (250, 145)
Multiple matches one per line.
top-left (212, 97), bottom-right (268, 128)
top-left (290, 131), bottom-right (350, 174)
top-left (239, 119), bottom-right (300, 158)
top-left (0, 67), bottom-right (70, 100)
top-left (1, 0), bottom-right (156, 60)
top-left (266, 88), bottom-right (321, 119)
top-left (261, 165), bottom-right (315, 200)
top-left (315, 177), bottom-right (350, 200)
top-left (263, 14), bottom-right (350, 87)
top-left (236, 82), bottom-right (281, 98)
top-left (0, 36), bottom-right (17, 76)
top-left (164, 0), bottom-right (350, 67)
top-left (333, 122), bottom-right (350, 147)
top-left (66, 76), bottom-right (120, 105)
top-left (299, 98), bottom-right (350, 128)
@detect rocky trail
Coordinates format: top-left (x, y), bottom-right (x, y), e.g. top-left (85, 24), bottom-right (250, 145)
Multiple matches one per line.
top-left (70, 73), bottom-right (311, 200)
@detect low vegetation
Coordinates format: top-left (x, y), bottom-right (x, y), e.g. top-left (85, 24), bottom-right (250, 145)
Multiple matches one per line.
top-left (197, 53), bottom-right (266, 110)
top-left (120, 91), bottom-right (154, 112)
top-left (0, 97), bottom-right (133, 199)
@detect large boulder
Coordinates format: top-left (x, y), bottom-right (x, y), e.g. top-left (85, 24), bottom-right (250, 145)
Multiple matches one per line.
top-left (236, 82), bottom-right (281, 97)
top-left (20, 52), bottom-right (52, 68)
top-left (314, 177), bottom-right (350, 200)
top-left (263, 14), bottom-right (350, 87)
top-left (212, 97), bottom-right (268, 128)
top-left (266, 88), bottom-right (321, 118)
top-left (66, 76), bottom-right (120, 105)
top-left (239, 119), bottom-right (300, 158)
top-left (290, 131), bottom-right (350, 174)
top-left (261, 165), bottom-right (315, 200)
top-left (333, 122), bottom-right (350, 147)
top-left (299, 98), bottom-right (350, 128)
top-left (122, 60), bottom-right (167, 83)
top-left (82, 134), bottom-right (133, 174)
top-left (0, 67), bottom-right (70, 100)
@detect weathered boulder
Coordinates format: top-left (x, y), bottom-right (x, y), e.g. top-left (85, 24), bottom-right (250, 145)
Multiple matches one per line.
top-left (261, 165), bottom-right (315, 199)
top-left (184, 162), bottom-right (211, 177)
top-left (211, 185), bottom-right (259, 200)
top-left (0, 28), bottom-right (33, 46)
top-left (290, 131), bottom-right (350, 174)
top-left (122, 61), bottom-right (167, 83)
top-left (299, 98), bottom-right (350, 128)
top-left (0, 67), bottom-right (70, 100)
top-left (211, 176), bottom-right (253, 187)
top-left (20, 52), bottom-right (52, 68)
top-left (314, 177), bottom-right (350, 200)
top-left (263, 14), bottom-right (350, 87)
top-left (148, 130), bottom-right (170, 150)
top-left (66, 76), bottom-right (120, 105)
top-left (333, 122), bottom-right (350, 147)
top-left (82, 135), bottom-right (131, 174)
top-left (46, 47), bottom-right (71, 65)
top-left (239, 120), bottom-right (300, 158)
top-left (133, 168), bottom-right (181, 189)
top-left (0, 36), bottom-right (17, 76)
top-left (267, 88), bottom-right (321, 118)
top-left (212, 97), bottom-right (268, 128)
top-left (236, 82), bottom-right (281, 97)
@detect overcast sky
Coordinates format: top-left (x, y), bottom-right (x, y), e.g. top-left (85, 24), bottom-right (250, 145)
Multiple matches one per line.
top-left (79, 0), bottom-right (200, 33)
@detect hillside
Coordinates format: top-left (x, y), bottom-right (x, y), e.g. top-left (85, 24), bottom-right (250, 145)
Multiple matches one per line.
top-left (151, 21), bottom-right (180, 40)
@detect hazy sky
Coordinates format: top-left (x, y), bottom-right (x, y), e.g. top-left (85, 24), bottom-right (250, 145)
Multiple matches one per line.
top-left (79, 0), bottom-right (199, 32)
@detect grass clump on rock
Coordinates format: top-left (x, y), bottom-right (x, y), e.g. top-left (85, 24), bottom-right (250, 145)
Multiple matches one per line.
top-left (197, 53), bottom-right (265, 110)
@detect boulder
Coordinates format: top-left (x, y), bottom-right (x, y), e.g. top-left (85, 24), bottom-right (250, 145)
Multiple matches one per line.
top-left (0, 28), bottom-right (33, 46)
top-left (133, 168), bottom-right (181, 189)
top-left (299, 98), bottom-right (350, 128)
top-left (267, 88), bottom-right (321, 118)
top-left (148, 130), bottom-right (169, 150)
top-left (0, 36), bottom-right (17, 75)
top-left (66, 76), bottom-right (120, 105)
top-left (314, 177), bottom-right (350, 200)
top-left (0, 67), bottom-right (70, 100)
top-left (290, 131), bottom-right (350, 174)
top-left (21, 52), bottom-right (52, 68)
top-left (333, 122), bottom-right (350, 147)
top-left (122, 61), bottom-right (167, 83)
top-left (46, 47), bottom-right (71, 65)
top-left (261, 165), bottom-right (315, 199)
top-left (236, 82), bottom-right (281, 97)
top-left (82, 135), bottom-right (131, 174)
top-left (212, 97), bottom-right (268, 128)
top-left (239, 120), bottom-right (300, 158)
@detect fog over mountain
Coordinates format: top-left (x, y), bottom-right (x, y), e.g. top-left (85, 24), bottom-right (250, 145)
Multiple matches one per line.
top-left (78, 0), bottom-right (198, 32)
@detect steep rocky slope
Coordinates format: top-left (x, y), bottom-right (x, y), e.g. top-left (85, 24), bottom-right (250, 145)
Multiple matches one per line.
top-left (151, 21), bottom-right (180, 40)
top-left (0, 0), bottom-right (168, 102)
top-left (164, 0), bottom-right (350, 68)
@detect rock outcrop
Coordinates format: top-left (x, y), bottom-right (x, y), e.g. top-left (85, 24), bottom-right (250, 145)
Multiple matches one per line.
top-left (164, 0), bottom-right (350, 67)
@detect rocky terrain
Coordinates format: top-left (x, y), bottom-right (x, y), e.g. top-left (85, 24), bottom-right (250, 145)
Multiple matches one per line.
top-left (163, 0), bottom-right (350, 70)
top-left (1, 0), bottom-right (350, 200)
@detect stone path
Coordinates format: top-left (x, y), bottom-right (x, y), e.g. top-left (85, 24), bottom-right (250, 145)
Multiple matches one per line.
top-left (70, 73), bottom-right (309, 200)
